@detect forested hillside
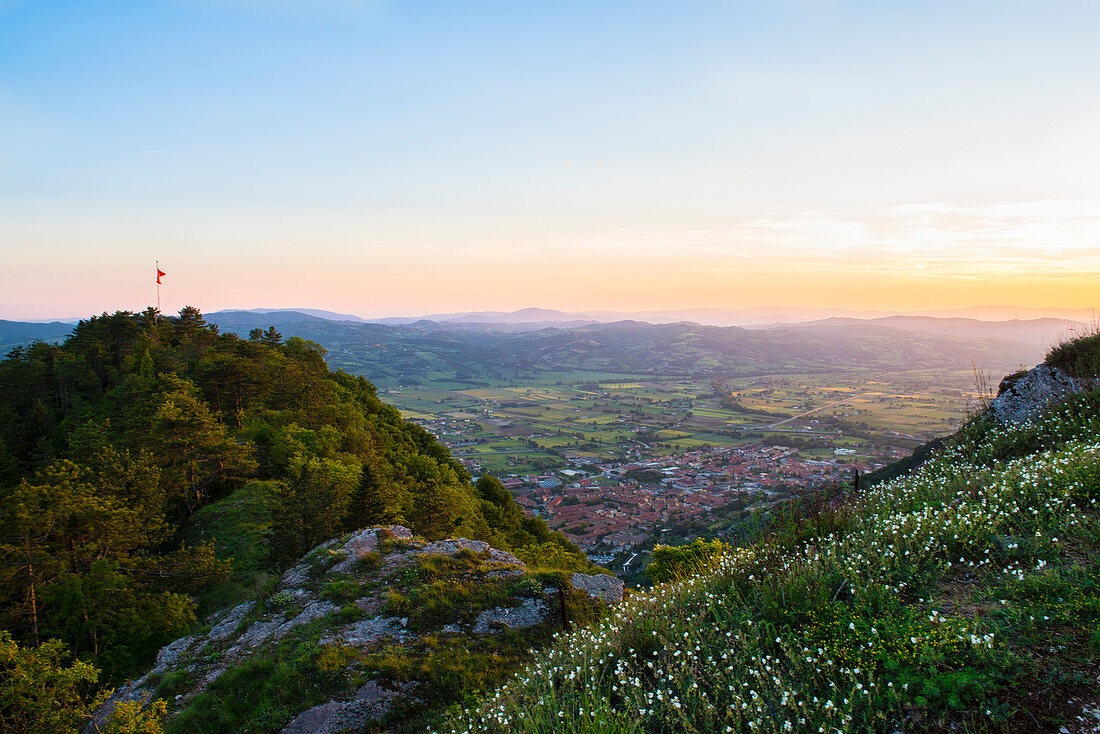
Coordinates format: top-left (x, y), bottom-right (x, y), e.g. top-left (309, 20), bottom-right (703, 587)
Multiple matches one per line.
top-left (0, 307), bottom-right (587, 730)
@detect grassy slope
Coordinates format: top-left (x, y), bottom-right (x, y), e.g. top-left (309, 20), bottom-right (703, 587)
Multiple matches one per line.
top-left (439, 388), bottom-right (1100, 733)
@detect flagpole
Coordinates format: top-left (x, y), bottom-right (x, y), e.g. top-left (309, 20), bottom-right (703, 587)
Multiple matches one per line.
top-left (156, 260), bottom-right (161, 314)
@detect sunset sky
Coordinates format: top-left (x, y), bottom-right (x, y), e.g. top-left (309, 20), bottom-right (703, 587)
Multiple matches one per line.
top-left (2, 1), bottom-right (1098, 320)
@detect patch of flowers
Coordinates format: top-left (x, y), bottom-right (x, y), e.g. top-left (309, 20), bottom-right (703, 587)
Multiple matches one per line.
top-left (438, 400), bottom-right (1100, 733)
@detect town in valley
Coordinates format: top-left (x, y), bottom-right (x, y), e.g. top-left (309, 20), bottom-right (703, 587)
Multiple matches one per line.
top-left (388, 367), bottom-right (988, 578)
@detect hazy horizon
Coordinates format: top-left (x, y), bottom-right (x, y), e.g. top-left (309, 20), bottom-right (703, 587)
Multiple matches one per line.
top-left (2, 2), bottom-right (1098, 319)
top-left (6, 302), bottom-right (1096, 326)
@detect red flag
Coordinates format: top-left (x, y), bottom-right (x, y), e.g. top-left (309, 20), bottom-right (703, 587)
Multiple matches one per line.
top-left (156, 268), bottom-right (166, 284)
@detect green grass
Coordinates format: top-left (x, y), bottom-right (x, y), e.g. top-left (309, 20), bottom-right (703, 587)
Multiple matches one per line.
top-left (1046, 327), bottom-right (1100, 379)
top-left (167, 633), bottom-right (349, 733)
top-left (440, 386), bottom-right (1100, 734)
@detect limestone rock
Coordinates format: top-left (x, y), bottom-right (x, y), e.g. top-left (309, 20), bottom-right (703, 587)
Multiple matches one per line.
top-left (280, 681), bottom-right (416, 734)
top-left (155, 634), bottom-right (201, 669)
top-left (280, 562), bottom-right (313, 588)
top-left (990, 364), bottom-right (1087, 425)
top-left (225, 617), bottom-right (285, 658)
top-left (329, 526), bottom-right (412, 575)
top-left (320, 616), bottom-right (408, 648)
top-left (207, 601), bottom-right (255, 642)
top-left (353, 596), bottom-right (384, 616)
top-left (571, 572), bottom-right (625, 604)
top-left (413, 538), bottom-right (525, 569)
top-left (274, 601), bottom-right (339, 639)
top-left (83, 686), bottom-right (155, 734)
top-left (473, 598), bottom-right (549, 633)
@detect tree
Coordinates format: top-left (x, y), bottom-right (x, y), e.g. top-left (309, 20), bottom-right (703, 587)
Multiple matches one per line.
top-left (148, 389), bottom-right (256, 516)
top-left (196, 353), bottom-right (265, 427)
top-left (404, 455), bottom-right (467, 540)
top-left (0, 632), bottom-right (103, 734)
top-left (259, 326), bottom-right (282, 346)
top-left (0, 454), bottom-right (212, 670)
top-left (101, 700), bottom-right (166, 734)
top-left (344, 462), bottom-right (407, 530)
top-left (270, 457), bottom-right (360, 565)
top-left (42, 560), bottom-right (195, 673)
top-left (646, 538), bottom-right (726, 583)
top-left (475, 475), bottom-right (524, 540)
top-left (0, 458), bottom-right (166, 643)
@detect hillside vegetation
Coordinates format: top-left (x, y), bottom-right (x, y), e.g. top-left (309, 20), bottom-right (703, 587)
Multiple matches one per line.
top-left (0, 308), bottom-right (588, 732)
top-left (91, 525), bottom-right (620, 734)
top-left (442, 336), bottom-right (1100, 733)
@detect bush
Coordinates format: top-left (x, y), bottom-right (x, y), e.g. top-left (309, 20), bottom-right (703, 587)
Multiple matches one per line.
top-left (1046, 329), bottom-right (1100, 379)
top-left (102, 700), bottom-right (167, 734)
top-left (0, 632), bottom-right (104, 734)
top-left (646, 538), bottom-right (726, 583)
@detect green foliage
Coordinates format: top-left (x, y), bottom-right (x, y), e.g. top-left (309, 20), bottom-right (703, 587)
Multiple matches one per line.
top-left (42, 560), bottom-right (197, 679)
top-left (512, 537), bottom-right (592, 572)
top-left (186, 480), bottom-right (281, 613)
top-left (269, 457), bottom-right (360, 566)
top-left (646, 537), bottom-right (726, 583)
top-left (320, 580), bottom-right (365, 603)
top-left (623, 468), bottom-right (664, 484)
top-left (101, 699), bottom-right (167, 734)
top-left (166, 642), bottom-right (342, 734)
top-left (1046, 328), bottom-right (1100, 378)
top-left (0, 306), bottom-right (589, 709)
top-left (365, 631), bottom-right (558, 733)
top-left (146, 384), bottom-right (257, 516)
top-left (995, 559), bottom-right (1100, 631)
top-left (154, 669), bottom-right (193, 700)
top-left (381, 552), bottom-right (519, 632)
top-left (0, 632), bottom-right (103, 734)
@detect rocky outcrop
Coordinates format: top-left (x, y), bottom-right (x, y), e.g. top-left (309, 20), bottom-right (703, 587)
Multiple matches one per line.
top-left (991, 364), bottom-right (1090, 425)
top-left (280, 681), bottom-right (418, 734)
top-left (94, 526), bottom-right (621, 733)
top-left (473, 598), bottom-right (549, 633)
top-left (571, 572), bottom-right (625, 605)
top-left (320, 616), bottom-right (408, 648)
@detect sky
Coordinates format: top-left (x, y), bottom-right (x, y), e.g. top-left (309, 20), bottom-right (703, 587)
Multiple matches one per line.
top-left (1, 0), bottom-right (1099, 320)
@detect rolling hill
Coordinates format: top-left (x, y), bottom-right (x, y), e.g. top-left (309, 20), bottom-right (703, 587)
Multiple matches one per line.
top-left (205, 310), bottom-right (1041, 386)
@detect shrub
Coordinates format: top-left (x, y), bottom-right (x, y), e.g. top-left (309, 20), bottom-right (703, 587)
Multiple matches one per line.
top-left (1046, 328), bottom-right (1100, 379)
top-left (646, 538), bottom-right (726, 583)
top-left (102, 700), bottom-right (167, 734)
top-left (0, 633), bottom-right (104, 734)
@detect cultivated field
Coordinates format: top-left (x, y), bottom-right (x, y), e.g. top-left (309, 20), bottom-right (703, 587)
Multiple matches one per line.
top-left (385, 368), bottom-right (982, 475)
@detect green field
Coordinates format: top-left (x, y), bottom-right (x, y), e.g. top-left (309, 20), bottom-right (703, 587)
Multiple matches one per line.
top-left (384, 368), bottom-right (981, 474)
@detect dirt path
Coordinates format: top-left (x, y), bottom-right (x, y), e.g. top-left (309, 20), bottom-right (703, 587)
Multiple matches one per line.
top-left (765, 393), bottom-right (872, 429)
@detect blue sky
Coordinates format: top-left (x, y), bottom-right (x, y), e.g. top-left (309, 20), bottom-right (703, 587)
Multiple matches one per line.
top-left (2, 1), bottom-right (1099, 318)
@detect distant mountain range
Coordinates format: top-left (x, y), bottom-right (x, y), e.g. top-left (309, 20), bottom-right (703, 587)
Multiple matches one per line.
top-left (214, 307), bottom-right (371, 323)
top-left (790, 316), bottom-right (1079, 350)
top-left (0, 319), bottom-right (78, 354)
top-left (362, 305), bottom-right (1094, 328)
top-left (3, 308), bottom-right (1077, 385)
top-left (201, 309), bottom-right (1045, 387)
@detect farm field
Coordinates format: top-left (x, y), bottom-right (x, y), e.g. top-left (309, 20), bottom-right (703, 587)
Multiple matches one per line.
top-left (384, 367), bottom-right (983, 476)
